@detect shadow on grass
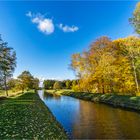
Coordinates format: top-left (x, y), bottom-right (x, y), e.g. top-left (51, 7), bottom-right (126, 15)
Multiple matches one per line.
top-left (0, 92), bottom-right (68, 139)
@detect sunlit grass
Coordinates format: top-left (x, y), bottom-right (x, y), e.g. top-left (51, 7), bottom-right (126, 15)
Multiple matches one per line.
top-left (0, 90), bottom-right (22, 97)
top-left (0, 91), bottom-right (68, 139)
top-left (46, 89), bottom-right (72, 95)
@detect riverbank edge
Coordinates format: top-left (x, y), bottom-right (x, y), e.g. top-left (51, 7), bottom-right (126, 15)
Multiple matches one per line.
top-left (36, 91), bottom-right (69, 139)
top-left (0, 91), bottom-right (68, 139)
top-left (61, 91), bottom-right (140, 112)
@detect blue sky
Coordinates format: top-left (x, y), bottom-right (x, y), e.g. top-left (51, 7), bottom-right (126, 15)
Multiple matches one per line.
top-left (0, 1), bottom-right (138, 80)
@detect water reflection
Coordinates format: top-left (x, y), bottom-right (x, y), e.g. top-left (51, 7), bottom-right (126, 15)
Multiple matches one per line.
top-left (42, 91), bottom-right (61, 100)
top-left (38, 90), bottom-right (140, 139)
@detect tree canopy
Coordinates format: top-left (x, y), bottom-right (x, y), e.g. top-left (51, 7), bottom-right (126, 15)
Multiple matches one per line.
top-left (130, 2), bottom-right (140, 34)
top-left (71, 36), bottom-right (140, 95)
top-left (0, 35), bottom-right (16, 96)
top-left (16, 71), bottom-right (39, 92)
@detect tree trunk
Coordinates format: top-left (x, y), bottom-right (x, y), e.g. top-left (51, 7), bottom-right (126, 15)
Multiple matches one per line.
top-left (97, 81), bottom-right (100, 93)
top-left (110, 79), bottom-right (114, 93)
top-left (22, 88), bottom-right (24, 93)
top-left (4, 73), bottom-right (8, 96)
top-left (102, 78), bottom-right (105, 94)
top-left (132, 57), bottom-right (139, 93)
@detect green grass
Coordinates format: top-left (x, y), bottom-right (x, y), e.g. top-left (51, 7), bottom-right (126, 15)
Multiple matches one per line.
top-left (0, 91), bottom-right (68, 139)
top-left (0, 90), bottom-right (26, 98)
top-left (45, 89), bottom-right (72, 96)
top-left (60, 90), bottom-right (140, 111)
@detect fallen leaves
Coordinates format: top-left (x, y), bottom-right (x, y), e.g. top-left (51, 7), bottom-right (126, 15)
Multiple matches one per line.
top-left (0, 92), bottom-right (67, 139)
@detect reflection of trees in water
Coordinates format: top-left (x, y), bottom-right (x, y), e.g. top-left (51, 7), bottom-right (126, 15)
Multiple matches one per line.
top-left (43, 91), bottom-right (61, 100)
top-left (72, 101), bottom-right (140, 139)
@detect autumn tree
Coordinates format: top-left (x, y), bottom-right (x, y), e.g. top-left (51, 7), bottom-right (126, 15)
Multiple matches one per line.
top-left (71, 37), bottom-right (116, 93)
top-left (71, 36), bottom-right (139, 95)
top-left (114, 36), bottom-right (140, 94)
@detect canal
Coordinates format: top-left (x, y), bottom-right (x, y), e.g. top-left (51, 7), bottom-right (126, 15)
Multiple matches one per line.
top-left (38, 90), bottom-right (140, 139)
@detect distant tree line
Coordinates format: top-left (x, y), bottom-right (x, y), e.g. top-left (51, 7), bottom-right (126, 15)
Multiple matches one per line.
top-left (43, 79), bottom-right (78, 90)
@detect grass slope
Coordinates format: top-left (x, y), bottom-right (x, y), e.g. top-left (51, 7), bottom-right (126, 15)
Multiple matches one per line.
top-left (0, 91), bottom-right (68, 139)
top-left (61, 91), bottom-right (140, 111)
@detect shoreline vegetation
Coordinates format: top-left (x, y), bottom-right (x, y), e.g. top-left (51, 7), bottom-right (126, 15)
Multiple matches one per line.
top-left (0, 91), bottom-right (68, 139)
top-left (46, 90), bottom-right (140, 112)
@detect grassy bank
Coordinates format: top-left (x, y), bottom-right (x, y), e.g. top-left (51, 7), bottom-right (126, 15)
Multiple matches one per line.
top-left (0, 90), bottom-right (22, 98)
top-left (0, 91), bottom-right (68, 139)
top-left (45, 89), bottom-right (71, 96)
top-left (60, 90), bottom-right (140, 111)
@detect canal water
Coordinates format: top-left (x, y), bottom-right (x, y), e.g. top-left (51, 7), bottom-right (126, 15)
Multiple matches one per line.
top-left (38, 90), bottom-right (140, 139)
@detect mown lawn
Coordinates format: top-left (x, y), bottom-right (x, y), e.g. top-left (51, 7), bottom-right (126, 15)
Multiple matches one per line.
top-left (0, 90), bottom-right (22, 97)
top-left (45, 89), bottom-right (72, 95)
top-left (0, 91), bottom-right (68, 139)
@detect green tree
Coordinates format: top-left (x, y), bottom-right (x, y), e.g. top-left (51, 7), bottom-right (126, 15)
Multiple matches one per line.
top-left (53, 81), bottom-right (62, 90)
top-left (32, 78), bottom-right (39, 91)
top-left (61, 80), bottom-right (66, 89)
top-left (43, 80), bottom-right (55, 89)
top-left (7, 78), bottom-right (17, 90)
top-left (0, 35), bottom-right (16, 96)
top-left (17, 71), bottom-right (34, 92)
top-left (66, 80), bottom-right (71, 89)
top-left (130, 2), bottom-right (140, 34)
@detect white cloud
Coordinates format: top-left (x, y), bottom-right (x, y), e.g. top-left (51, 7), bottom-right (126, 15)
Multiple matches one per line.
top-left (26, 11), bottom-right (32, 17)
top-left (32, 18), bottom-right (54, 35)
top-left (26, 11), bottom-right (79, 34)
top-left (58, 23), bottom-right (79, 32)
top-left (26, 12), bottom-right (54, 35)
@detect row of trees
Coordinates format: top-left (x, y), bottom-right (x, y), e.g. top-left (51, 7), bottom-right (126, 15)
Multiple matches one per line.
top-left (71, 2), bottom-right (140, 95)
top-left (43, 79), bottom-right (78, 90)
top-left (71, 36), bottom-right (140, 95)
top-left (0, 35), bottom-right (39, 95)
top-left (2, 71), bottom-right (39, 94)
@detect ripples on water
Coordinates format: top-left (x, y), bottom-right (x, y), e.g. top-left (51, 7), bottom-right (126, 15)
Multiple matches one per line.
top-left (38, 90), bottom-right (140, 139)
